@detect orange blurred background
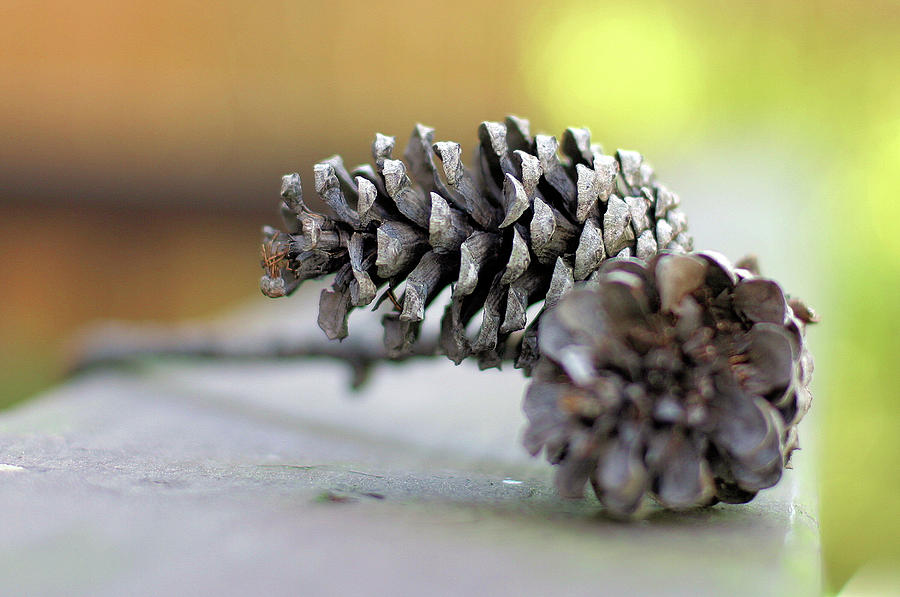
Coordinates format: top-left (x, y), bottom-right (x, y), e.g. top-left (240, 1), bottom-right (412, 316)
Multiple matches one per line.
top-left (2, 1), bottom-right (899, 592)
top-left (1, 0), bottom-right (531, 402)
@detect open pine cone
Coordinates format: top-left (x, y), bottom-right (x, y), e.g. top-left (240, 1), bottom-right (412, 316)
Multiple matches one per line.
top-left (523, 252), bottom-right (817, 516)
top-left (259, 116), bottom-right (691, 370)
top-left (258, 117), bottom-right (817, 514)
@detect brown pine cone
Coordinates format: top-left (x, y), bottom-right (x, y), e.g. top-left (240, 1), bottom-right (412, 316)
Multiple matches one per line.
top-left (259, 116), bottom-right (692, 370)
top-left (522, 252), bottom-right (816, 516)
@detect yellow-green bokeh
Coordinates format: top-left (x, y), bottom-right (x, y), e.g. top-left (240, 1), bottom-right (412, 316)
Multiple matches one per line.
top-left (520, 1), bottom-right (900, 589)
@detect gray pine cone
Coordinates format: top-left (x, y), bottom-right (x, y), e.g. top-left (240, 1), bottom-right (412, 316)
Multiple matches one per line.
top-left (260, 116), bottom-right (693, 369)
top-left (523, 252), bottom-right (817, 516)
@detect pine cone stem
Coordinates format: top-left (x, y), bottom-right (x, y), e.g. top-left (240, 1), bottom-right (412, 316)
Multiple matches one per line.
top-left (70, 319), bottom-right (440, 389)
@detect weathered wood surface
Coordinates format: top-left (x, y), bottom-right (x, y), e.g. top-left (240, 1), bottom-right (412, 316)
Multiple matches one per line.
top-left (0, 298), bottom-right (820, 597)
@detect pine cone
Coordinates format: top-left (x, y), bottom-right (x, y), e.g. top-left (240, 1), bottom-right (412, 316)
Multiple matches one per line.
top-left (260, 116), bottom-right (693, 369)
top-left (522, 252), bottom-right (817, 516)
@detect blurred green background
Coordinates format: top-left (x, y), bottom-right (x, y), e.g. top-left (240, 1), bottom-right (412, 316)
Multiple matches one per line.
top-left (1, 0), bottom-right (897, 592)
